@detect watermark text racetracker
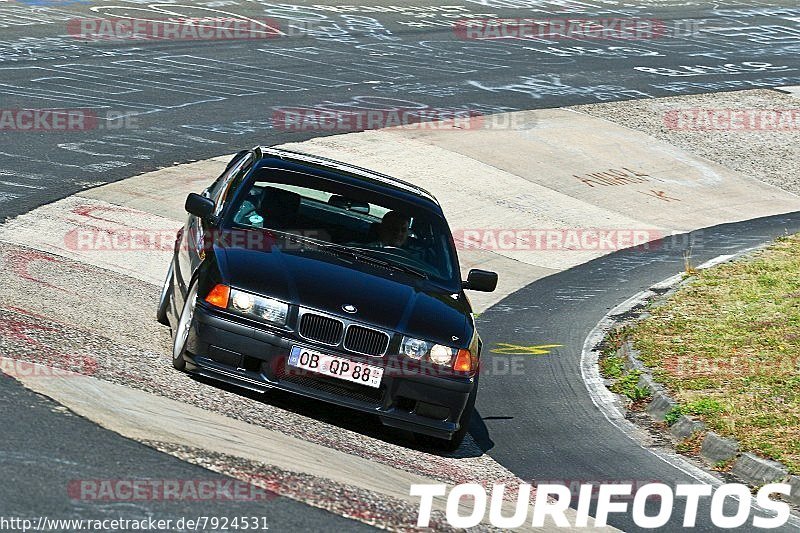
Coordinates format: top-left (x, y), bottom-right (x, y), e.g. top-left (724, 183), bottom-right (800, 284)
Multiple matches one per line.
top-left (66, 227), bottom-right (701, 254)
top-left (68, 17), bottom-right (282, 41)
top-left (663, 108), bottom-right (800, 131)
top-left (669, 355), bottom-right (800, 376)
top-left (454, 228), bottom-right (666, 252)
top-left (454, 18), bottom-right (702, 40)
top-left (0, 109), bottom-right (140, 132)
top-left (67, 17), bottom-right (386, 41)
top-left (412, 482), bottom-right (793, 529)
top-left (0, 356), bottom-right (98, 379)
top-left (69, 478), bottom-right (275, 502)
top-left (65, 228), bottom-right (318, 253)
top-left (272, 107), bottom-right (524, 132)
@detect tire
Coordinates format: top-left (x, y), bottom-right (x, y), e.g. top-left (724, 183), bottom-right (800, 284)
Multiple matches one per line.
top-left (171, 281), bottom-right (198, 371)
top-left (156, 261), bottom-right (174, 326)
top-left (439, 374), bottom-right (479, 452)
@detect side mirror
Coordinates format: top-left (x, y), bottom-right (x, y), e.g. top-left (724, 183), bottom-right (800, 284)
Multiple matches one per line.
top-left (462, 269), bottom-right (498, 292)
top-left (185, 193), bottom-right (214, 219)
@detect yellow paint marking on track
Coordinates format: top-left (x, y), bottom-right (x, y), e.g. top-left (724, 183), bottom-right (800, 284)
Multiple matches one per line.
top-left (490, 343), bottom-right (563, 355)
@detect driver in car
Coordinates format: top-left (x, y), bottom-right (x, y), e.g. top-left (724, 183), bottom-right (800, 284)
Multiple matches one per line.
top-left (374, 211), bottom-right (410, 248)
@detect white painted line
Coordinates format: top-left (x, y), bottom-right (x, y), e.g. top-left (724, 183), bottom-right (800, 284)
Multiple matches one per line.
top-left (649, 273), bottom-right (683, 292)
top-left (774, 86), bottom-right (800, 98)
top-left (609, 289), bottom-right (655, 317)
top-left (697, 254), bottom-right (735, 270)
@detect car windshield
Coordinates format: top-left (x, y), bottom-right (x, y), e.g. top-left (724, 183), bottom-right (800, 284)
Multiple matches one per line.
top-left (225, 168), bottom-right (460, 285)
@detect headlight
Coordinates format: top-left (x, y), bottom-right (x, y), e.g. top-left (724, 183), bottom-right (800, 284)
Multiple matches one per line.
top-left (401, 336), bottom-right (430, 360)
top-left (229, 288), bottom-right (288, 325)
top-left (401, 336), bottom-right (459, 366)
top-left (429, 344), bottom-right (455, 365)
top-left (232, 291), bottom-right (254, 311)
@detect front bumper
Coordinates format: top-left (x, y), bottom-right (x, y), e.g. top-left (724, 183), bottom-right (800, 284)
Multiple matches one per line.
top-left (182, 304), bottom-right (475, 439)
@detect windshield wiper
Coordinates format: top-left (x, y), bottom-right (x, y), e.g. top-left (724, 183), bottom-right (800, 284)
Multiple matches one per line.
top-left (318, 243), bottom-right (429, 279)
top-left (260, 229), bottom-right (429, 279)
top-left (341, 246), bottom-right (429, 279)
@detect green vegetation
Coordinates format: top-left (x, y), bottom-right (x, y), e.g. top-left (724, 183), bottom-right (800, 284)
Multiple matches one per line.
top-left (664, 406), bottom-right (683, 426)
top-left (713, 459), bottom-right (735, 472)
top-left (599, 352), bottom-right (651, 403)
top-left (630, 233), bottom-right (800, 473)
top-left (665, 399), bottom-right (726, 427)
top-left (610, 370), bottom-right (651, 402)
top-left (600, 354), bottom-right (625, 379)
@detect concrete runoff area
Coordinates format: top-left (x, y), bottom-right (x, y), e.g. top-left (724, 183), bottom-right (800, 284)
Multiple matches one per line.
top-left (5, 99), bottom-right (799, 311)
top-left (12, 358), bottom-right (614, 532)
top-left (1, 89), bottom-right (800, 528)
top-left (0, 366), bottom-right (373, 532)
top-left (575, 89), bottom-right (800, 198)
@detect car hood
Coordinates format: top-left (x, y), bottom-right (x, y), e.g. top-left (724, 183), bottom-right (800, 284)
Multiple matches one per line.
top-left (216, 238), bottom-right (471, 346)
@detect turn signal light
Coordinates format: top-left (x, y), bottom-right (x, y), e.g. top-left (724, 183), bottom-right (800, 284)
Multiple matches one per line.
top-left (205, 284), bottom-right (230, 308)
top-left (453, 349), bottom-right (472, 372)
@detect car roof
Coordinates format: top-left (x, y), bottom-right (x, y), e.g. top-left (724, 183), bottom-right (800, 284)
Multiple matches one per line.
top-left (252, 146), bottom-right (442, 211)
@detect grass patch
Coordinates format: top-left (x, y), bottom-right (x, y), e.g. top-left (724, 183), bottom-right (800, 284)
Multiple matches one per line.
top-left (631, 233), bottom-right (800, 473)
top-left (610, 370), bottom-right (651, 403)
top-left (664, 399), bottom-right (724, 427)
top-left (599, 345), bottom-right (652, 404)
top-left (600, 354), bottom-right (625, 379)
top-left (713, 458), bottom-right (735, 473)
top-left (664, 406), bottom-right (683, 426)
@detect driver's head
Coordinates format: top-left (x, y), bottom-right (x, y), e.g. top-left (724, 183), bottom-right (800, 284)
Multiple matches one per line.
top-left (378, 211), bottom-right (410, 247)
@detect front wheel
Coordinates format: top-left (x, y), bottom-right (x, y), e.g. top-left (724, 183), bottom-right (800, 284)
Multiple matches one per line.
top-left (156, 261), bottom-right (174, 326)
top-left (171, 282), bottom-right (198, 371)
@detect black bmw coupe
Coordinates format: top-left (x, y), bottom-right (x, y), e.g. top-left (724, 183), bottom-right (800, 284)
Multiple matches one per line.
top-left (157, 146), bottom-right (497, 449)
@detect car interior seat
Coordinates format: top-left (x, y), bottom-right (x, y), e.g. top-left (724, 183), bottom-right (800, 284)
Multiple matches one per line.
top-left (257, 186), bottom-right (301, 229)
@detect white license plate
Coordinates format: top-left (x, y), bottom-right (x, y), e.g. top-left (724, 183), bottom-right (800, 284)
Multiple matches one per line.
top-left (288, 346), bottom-right (383, 388)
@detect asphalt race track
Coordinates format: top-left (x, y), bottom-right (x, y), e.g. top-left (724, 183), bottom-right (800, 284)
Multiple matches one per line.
top-left (2, 0), bottom-right (800, 530)
top-left (2, 0), bottom-right (800, 217)
top-left (1, 371), bottom-right (372, 531)
top-left (475, 212), bottom-right (800, 532)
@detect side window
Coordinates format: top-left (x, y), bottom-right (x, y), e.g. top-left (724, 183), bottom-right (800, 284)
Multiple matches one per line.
top-left (212, 154), bottom-right (253, 217)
